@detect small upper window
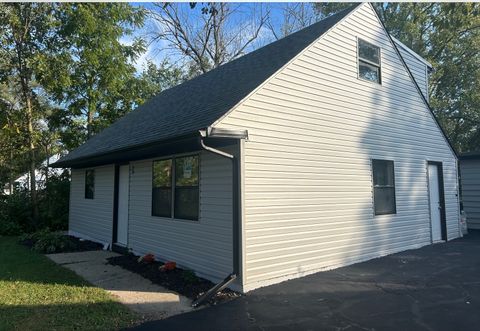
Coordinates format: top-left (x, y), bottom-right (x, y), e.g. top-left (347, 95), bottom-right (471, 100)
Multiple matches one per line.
top-left (358, 39), bottom-right (381, 84)
top-left (372, 160), bottom-right (396, 215)
top-left (85, 169), bottom-right (95, 199)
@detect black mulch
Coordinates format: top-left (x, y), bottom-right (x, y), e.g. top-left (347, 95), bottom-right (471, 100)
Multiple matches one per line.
top-left (107, 253), bottom-right (240, 305)
top-left (65, 236), bottom-right (104, 252)
top-left (20, 235), bottom-right (103, 253)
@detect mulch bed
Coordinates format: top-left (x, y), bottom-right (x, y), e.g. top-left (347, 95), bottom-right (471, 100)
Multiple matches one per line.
top-left (20, 235), bottom-right (103, 253)
top-left (64, 236), bottom-right (104, 252)
top-left (107, 253), bottom-right (240, 305)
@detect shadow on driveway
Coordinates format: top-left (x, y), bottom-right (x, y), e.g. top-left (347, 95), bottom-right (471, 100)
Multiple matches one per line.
top-left (128, 231), bottom-right (480, 331)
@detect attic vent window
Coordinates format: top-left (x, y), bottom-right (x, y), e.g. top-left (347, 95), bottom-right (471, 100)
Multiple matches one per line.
top-left (358, 39), bottom-right (381, 84)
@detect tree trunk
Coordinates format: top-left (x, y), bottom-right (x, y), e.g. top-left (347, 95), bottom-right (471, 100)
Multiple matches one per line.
top-left (45, 144), bottom-right (52, 220)
top-left (9, 148), bottom-right (14, 194)
top-left (87, 95), bottom-right (95, 138)
top-left (25, 94), bottom-right (39, 224)
top-left (14, 3), bottom-right (39, 225)
top-left (45, 144), bottom-right (49, 188)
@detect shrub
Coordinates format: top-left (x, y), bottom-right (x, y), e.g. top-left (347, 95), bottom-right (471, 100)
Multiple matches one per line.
top-left (0, 171), bottom-right (70, 235)
top-left (0, 190), bottom-right (32, 235)
top-left (39, 172), bottom-right (70, 231)
top-left (20, 228), bottom-right (75, 254)
top-left (0, 218), bottom-right (23, 236)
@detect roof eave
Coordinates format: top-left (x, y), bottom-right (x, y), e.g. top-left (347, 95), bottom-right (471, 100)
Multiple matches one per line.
top-left (51, 132), bottom-right (201, 168)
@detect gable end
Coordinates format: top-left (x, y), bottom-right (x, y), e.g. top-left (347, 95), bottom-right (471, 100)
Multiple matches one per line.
top-left (368, 3), bottom-right (457, 158)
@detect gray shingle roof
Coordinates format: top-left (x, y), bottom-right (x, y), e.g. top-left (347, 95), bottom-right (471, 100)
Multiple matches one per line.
top-left (55, 5), bottom-right (358, 167)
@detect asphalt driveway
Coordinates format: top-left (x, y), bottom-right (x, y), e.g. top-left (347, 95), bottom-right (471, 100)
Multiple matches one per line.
top-left (129, 231), bottom-right (480, 331)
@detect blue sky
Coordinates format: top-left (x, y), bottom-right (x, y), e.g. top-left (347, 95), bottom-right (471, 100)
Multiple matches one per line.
top-left (124, 3), bottom-right (317, 72)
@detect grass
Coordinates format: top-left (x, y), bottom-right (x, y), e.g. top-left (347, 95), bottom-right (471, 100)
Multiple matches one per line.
top-left (0, 236), bottom-right (139, 331)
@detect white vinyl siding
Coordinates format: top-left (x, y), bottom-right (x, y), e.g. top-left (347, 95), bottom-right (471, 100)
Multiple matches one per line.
top-left (69, 165), bottom-right (115, 244)
top-left (127, 148), bottom-right (233, 283)
top-left (214, 3), bottom-right (459, 291)
top-left (460, 159), bottom-right (480, 229)
top-left (394, 39), bottom-right (429, 101)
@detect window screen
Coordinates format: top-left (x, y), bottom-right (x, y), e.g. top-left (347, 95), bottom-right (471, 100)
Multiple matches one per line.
top-left (85, 169), bottom-right (95, 199)
top-left (358, 39), bottom-right (381, 84)
top-left (372, 159), bottom-right (396, 215)
top-left (152, 159), bottom-right (172, 217)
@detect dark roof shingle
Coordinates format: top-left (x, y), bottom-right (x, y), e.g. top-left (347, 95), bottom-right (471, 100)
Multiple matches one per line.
top-left (56, 5), bottom-right (358, 167)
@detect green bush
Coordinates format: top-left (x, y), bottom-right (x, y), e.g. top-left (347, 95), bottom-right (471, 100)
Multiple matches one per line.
top-left (0, 218), bottom-right (23, 236)
top-left (0, 190), bottom-right (33, 235)
top-left (0, 171), bottom-right (70, 235)
top-left (39, 172), bottom-right (70, 231)
top-left (21, 228), bottom-right (75, 253)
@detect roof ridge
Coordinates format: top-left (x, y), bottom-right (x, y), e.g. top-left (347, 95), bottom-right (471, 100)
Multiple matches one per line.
top-left (54, 4), bottom-right (361, 167)
top-left (148, 4), bottom-right (361, 100)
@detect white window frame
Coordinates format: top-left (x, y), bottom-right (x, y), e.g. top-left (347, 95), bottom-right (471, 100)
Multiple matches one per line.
top-left (357, 38), bottom-right (382, 84)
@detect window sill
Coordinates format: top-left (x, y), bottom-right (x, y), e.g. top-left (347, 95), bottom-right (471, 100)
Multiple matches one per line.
top-left (358, 76), bottom-right (382, 85)
top-left (151, 215), bottom-right (200, 224)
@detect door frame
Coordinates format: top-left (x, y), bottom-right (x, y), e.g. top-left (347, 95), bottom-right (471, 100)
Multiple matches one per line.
top-left (427, 161), bottom-right (447, 242)
top-left (112, 163), bottom-right (129, 252)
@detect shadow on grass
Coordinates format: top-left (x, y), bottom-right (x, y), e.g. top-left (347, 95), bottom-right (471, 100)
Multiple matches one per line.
top-left (0, 302), bottom-right (139, 331)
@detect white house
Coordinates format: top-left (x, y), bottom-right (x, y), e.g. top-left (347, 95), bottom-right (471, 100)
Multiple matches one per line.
top-left (52, 3), bottom-right (461, 293)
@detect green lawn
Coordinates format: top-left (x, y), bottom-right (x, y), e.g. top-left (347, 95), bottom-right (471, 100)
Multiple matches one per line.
top-left (0, 237), bottom-right (139, 331)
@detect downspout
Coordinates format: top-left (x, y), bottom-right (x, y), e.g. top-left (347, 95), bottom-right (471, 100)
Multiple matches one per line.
top-left (192, 128), bottom-right (246, 307)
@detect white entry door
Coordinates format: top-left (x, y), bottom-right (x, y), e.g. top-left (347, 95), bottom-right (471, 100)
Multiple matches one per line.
top-left (428, 164), bottom-right (443, 242)
top-left (117, 165), bottom-right (130, 246)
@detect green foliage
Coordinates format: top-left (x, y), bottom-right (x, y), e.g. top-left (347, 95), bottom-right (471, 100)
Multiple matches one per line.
top-left (135, 60), bottom-right (187, 101)
top-left (0, 172), bottom-right (70, 234)
top-left (37, 3), bottom-right (147, 146)
top-left (21, 228), bottom-right (75, 254)
top-left (0, 217), bottom-right (23, 236)
top-left (0, 3), bottom-right (186, 234)
top-left (0, 3), bottom-right (61, 225)
top-left (0, 190), bottom-right (33, 234)
top-left (39, 171), bottom-right (71, 231)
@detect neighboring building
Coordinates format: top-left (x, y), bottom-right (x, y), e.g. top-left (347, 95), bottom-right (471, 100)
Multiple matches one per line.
top-left (52, 3), bottom-right (460, 292)
top-left (3, 154), bottom-right (64, 195)
top-left (460, 151), bottom-right (480, 230)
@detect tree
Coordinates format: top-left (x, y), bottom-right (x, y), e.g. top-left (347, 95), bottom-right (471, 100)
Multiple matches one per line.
top-left (37, 3), bottom-right (146, 145)
top-left (135, 60), bottom-right (187, 101)
top-left (148, 3), bottom-right (269, 75)
top-left (0, 3), bottom-right (56, 222)
top-left (0, 81), bottom-right (26, 194)
top-left (267, 3), bottom-right (319, 40)
top-left (313, 3), bottom-right (480, 153)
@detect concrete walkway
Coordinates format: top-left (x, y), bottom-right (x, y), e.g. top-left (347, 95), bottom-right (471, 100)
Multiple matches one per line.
top-left (130, 231), bottom-right (480, 331)
top-left (47, 250), bottom-right (192, 320)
